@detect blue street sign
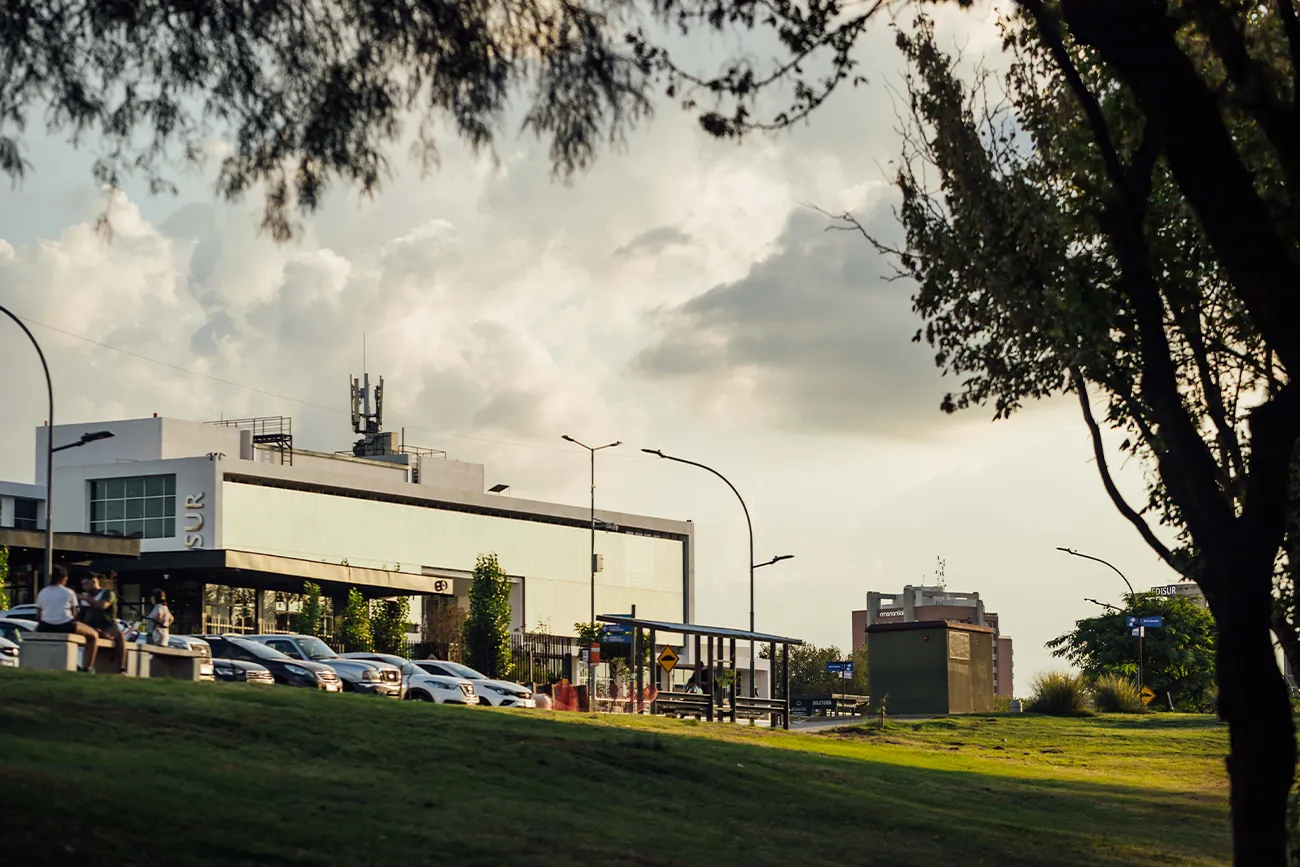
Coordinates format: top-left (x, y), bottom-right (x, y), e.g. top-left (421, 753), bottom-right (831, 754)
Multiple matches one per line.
top-left (601, 623), bottom-right (632, 643)
top-left (825, 661), bottom-right (854, 678)
top-left (1125, 615), bottom-right (1163, 629)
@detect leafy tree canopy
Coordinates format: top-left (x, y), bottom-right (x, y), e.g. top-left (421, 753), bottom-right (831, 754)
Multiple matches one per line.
top-left (2, 0), bottom-right (877, 240)
top-left (1047, 593), bottom-right (1217, 707)
top-left (465, 553), bottom-right (513, 679)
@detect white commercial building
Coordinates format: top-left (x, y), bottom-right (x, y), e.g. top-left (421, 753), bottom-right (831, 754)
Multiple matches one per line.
top-left (1, 412), bottom-right (695, 648)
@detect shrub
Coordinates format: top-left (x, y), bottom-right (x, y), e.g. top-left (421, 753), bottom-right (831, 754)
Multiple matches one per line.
top-left (335, 588), bottom-right (372, 652)
top-left (1026, 671), bottom-right (1091, 716)
top-left (993, 694), bottom-right (1013, 713)
top-left (371, 596), bottom-right (411, 657)
top-left (292, 581), bottom-right (326, 636)
top-left (1091, 674), bottom-right (1145, 714)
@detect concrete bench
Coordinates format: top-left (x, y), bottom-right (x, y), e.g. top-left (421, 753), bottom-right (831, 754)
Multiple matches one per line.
top-left (136, 643), bottom-right (203, 681)
top-left (22, 632), bottom-right (143, 676)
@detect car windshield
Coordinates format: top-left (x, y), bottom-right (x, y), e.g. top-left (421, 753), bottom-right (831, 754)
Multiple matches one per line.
top-left (295, 637), bottom-right (338, 660)
top-left (0, 625), bottom-right (20, 643)
top-left (440, 662), bottom-right (487, 680)
top-left (231, 639), bottom-right (291, 661)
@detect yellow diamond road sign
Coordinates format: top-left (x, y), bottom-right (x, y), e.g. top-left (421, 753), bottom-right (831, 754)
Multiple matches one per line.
top-left (1140, 685), bottom-right (1156, 706)
top-left (658, 645), bottom-right (679, 674)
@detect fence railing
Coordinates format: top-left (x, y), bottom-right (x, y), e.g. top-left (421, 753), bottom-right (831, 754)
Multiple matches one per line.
top-left (511, 632), bottom-right (576, 685)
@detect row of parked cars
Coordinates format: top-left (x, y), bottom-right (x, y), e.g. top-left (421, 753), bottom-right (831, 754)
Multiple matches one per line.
top-left (0, 605), bottom-right (537, 708)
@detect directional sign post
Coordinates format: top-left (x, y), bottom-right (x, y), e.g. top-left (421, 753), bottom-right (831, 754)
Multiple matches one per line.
top-left (1123, 615), bottom-right (1163, 693)
top-left (657, 645), bottom-right (679, 675)
top-left (825, 661), bottom-right (854, 715)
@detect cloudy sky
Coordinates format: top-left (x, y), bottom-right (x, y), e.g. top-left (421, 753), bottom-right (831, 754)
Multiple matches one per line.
top-left (0, 4), bottom-right (1181, 694)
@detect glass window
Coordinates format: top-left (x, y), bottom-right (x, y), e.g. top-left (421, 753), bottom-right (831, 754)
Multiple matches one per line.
top-left (14, 498), bottom-right (39, 531)
top-left (89, 475), bottom-right (176, 539)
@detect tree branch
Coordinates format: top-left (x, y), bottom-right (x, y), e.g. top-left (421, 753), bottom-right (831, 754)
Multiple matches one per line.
top-left (1278, 0), bottom-right (1300, 109)
top-left (1241, 386), bottom-right (1300, 570)
top-left (1074, 371), bottom-right (1186, 574)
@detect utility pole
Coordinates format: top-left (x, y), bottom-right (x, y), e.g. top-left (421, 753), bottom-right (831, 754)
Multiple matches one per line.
top-left (1058, 547), bottom-right (1142, 691)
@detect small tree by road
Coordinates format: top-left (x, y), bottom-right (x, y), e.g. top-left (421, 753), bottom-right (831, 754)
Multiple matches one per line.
top-left (335, 588), bottom-right (373, 653)
top-left (464, 554), bottom-right (513, 680)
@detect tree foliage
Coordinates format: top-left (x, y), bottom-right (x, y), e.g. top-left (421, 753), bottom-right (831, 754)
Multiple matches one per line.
top-left (0, 546), bottom-right (9, 613)
top-left (1047, 593), bottom-right (1217, 708)
top-left (465, 553), bottom-right (513, 679)
top-left (335, 588), bottom-right (373, 652)
top-left (2, 0), bottom-right (878, 240)
top-left (370, 596), bottom-right (411, 657)
top-left (847, 5), bottom-right (1300, 860)
top-left (292, 581), bottom-right (326, 637)
top-left (785, 643), bottom-right (866, 696)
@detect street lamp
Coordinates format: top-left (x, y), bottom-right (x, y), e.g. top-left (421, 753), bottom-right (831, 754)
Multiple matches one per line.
top-left (562, 435), bottom-right (621, 704)
top-left (53, 431), bottom-right (115, 453)
top-left (643, 448), bottom-right (791, 697)
top-left (1057, 546), bottom-right (1144, 691)
top-left (1, 304), bottom-right (56, 590)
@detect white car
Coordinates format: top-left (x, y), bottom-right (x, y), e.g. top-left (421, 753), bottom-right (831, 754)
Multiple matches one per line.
top-left (0, 618), bottom-right (35, 641)
top-left (0, 636), bottom-right (19, 668)
top-left (0, 605), bottom-right (37, 622)
top-left (416, 660), bottom-right (536, 708)
top-left (340, 652), bottom-right (480, 705)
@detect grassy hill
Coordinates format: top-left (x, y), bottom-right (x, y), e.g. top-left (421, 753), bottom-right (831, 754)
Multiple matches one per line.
top-left (0, 670), bottom-right (1230, 866)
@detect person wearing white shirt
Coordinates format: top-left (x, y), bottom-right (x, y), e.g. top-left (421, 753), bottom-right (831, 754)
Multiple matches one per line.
top-left (35, 566), bottom-right (104, 671)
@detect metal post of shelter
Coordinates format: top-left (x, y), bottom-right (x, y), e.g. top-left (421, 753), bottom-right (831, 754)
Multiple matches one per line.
top-left (729, 637), bottom-right (737, 723)
top-left (706, 636), bottom-right (715, 723)
top-left (769, 640), bottom-right (777, 727)
top-left (781, 642), bottom-right (790, 730)
top-left (632, 604), bottom-right (641, 713)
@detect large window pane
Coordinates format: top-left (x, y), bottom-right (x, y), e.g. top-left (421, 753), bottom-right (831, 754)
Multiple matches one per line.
top-left (86, 475), bottom-right (177, 539)
top-left (124, 499), bottom-right (144, 519)
top-left (164, 475), bottom-right (176, 496)
top-left (163, 518), bottom-right (175, 537)
top-left (106, 478), bottom-right (126, 499)
top-left (124, 478), bottom-right (145, 498)
top-left (106, 501), bottom-right (124, 520)
top-left (123, 519), bottom-right (145, 538)
top-left (144, 498), bottom-right (164, 518)
top-left (91, 501), bottom-right (106, 521)
top-left (145, 476), bottom-right (165, 497)
top-left (144, 518), bottom-right (164, 538)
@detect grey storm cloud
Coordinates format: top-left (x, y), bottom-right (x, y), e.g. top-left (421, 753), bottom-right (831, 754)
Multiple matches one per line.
top-left (631, 204), bottom-right (951, 437)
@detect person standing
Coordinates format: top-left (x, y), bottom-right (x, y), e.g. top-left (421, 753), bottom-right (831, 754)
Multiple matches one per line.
top-left (35, 566), bottom-right (103, 672)
top-left (143, 589), bottom-right (174, 647)
top-left (80, 574), bottom-right (127, 674)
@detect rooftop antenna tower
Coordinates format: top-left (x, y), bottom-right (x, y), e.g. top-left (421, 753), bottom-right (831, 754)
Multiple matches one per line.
top-left (350, 334), bottom-right (387, 456)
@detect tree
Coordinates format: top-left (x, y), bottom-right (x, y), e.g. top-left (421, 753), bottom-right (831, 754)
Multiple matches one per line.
top-left (370, 596), bottom-right (412, 657)
top-left (2, 0), bottom-right (877, 240)
top-left (844, 7), bottom-right (1300, 861)
top-left (1047, 593), bottom-right (1217, 708)
top-left (464, 554), bottom-right (513, 679)
top-left (0, 547), bottom-right (9, 613)
top-left (292, 581), bottom-right (326, 636)
top-left (335, 588), bottom-right (373, 653)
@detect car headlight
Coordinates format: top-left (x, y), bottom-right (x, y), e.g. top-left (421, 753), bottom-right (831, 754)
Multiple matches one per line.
top-left (215, 665), bottom-right (234, 677)
top-left (1, 646), bottom-right (17, 657)
top-left (361, 669), bottom-right (381, 682)
top-left (285, 664), bottom-right (310, 676)
top-left (433, 681), bottom-right (459, 690)
top-left (488, 685), bottom-right (521, 696)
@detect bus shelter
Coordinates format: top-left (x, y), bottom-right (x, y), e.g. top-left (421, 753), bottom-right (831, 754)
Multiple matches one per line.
top-left (597, 614), bottom-right (803, 729)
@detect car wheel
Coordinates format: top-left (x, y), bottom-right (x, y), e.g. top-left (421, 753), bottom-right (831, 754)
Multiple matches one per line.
top-left (406, 690), bottom-right (433, 702)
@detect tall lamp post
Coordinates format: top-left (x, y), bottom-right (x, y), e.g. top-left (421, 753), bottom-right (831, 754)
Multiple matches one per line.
top-left (1, 305), bottom-right (56, 588)
top-left (562, 435), bottom-right (621, 705)
top-left (643, 448), bottom-right (791, 697)
top-left (1057, 546), bottom-right (1144, 691)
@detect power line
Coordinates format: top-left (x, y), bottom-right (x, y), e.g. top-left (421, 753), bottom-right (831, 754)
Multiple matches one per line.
top-left (15, 310), bottom-right (645, 458)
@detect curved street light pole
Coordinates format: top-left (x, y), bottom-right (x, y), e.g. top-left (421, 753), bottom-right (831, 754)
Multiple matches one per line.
top-left (1057, 546), bottom-right (1144, 691)
top-left (644, 449), bottom-right (790, 698)
top-left (0, 305), bottom-right (55, 592)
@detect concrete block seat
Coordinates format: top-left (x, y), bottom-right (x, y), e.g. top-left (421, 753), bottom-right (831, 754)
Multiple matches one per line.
top-left (22, 634), bottom-right (202, 680)
top-left (21, 632), bottom-right (142, 675)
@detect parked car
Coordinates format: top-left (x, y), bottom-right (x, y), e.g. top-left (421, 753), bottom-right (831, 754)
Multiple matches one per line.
top-left (0, 636), bottom-right (19, 668)
top-left (212, 658), bottom-right (276, 685)
top-left (340, 652), bottom-right (480, 705)
top-left (415, 660), bottom-right (536, 708)
top-left (245, 635), bottom-right (401, 698)
top-left (0, 617), bottom-right (33, 644)
top-left (0, 604), bottom-right (37, 622)
top-left (197, 635), bottom-right (342, 691)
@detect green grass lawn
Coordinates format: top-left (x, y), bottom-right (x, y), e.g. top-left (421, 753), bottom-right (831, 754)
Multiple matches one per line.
top-left (0, 670), bottom-right (1230, 866)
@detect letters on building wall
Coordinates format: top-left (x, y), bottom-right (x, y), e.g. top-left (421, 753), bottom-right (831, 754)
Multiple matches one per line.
top-left (185, 493), bottom-right (205, 548)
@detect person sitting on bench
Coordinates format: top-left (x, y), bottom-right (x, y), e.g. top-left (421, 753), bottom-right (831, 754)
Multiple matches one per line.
top-left (35, 566), bottom-right (103, 672)
top-left (80, 574), bottom-right (127, 674)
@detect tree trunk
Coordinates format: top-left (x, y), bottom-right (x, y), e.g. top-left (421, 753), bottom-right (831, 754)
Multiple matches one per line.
top-left (1216, 576), bottom-right (1297, 866)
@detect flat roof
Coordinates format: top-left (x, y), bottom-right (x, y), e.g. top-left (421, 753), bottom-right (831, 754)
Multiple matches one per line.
top-left (866, 619), bottom-right (995, 635)
top-left (597, 614), bottom-right (803, 645)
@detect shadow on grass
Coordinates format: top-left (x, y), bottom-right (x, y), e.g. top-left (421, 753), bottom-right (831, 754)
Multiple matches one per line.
top-left (0, 671), bottom-right (1229, 867)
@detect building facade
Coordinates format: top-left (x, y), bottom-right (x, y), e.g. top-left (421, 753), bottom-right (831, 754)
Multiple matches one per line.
top-left (853, 585), bottom-right (1014, 698)
top-left (4, 413), bottom-right (695, 647)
